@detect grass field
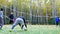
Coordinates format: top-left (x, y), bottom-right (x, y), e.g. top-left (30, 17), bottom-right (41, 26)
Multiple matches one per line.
top-left (0, 25), bottom-right (60, 34)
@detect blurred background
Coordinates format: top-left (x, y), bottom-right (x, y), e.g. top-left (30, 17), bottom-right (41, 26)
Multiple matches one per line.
top-left (0, 0), bottom-right (60, 25)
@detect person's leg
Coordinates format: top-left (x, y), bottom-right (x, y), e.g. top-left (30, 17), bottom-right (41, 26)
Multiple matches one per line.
top-left (0, 17), bottom-right (4, 29)
top-left (10, 20), bottom-right (13, 24)
top-left (9, 20), bottom-right (11, 24)
top-left (18, 22), bottom-right (27, 28)
top-left (19, 22), bottom-right (27, 29)
top-left (21, 25), bottom-right (24, 29)
top-left (11, 20), bottom-right (18, 29)
top-left (57, 23), bottom-right (58, 26)
top-left (18, 22), bottom-right (24, 29)
top-left (20, 20), bottom-right (24, 29)
top-left (1, 18), bottom-right (4, 26)
top-left (56, 22), bottom-right (58, 26)
top-left (18, 23), bottom-right (21, 26)
top-left (0, 24), bottom-right (2, 29)
top-left (24, 23), bottom-right (27, 28)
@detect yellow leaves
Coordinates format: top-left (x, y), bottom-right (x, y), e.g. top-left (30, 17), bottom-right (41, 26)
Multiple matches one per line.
top-left (0, 0), bottom-right (6, 5)
top-left (0, 0), bottom-right (60, 16)
top-left (57, 8), bottom-right (60, 13)
top-left (0, 0), bottom-right (13, 7)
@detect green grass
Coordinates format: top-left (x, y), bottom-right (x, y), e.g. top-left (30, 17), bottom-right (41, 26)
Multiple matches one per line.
top-left (0, 25), bottom-right (60, 34)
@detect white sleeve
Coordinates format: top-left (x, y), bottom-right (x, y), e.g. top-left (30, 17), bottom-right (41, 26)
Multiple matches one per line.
top-left (1, 11), bottom-right (3, 18)
top-left (59, 18), bottom-right (60, 20)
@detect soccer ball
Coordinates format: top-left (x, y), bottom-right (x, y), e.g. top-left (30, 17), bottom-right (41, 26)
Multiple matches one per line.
top-left (9, 30), bottom-right (12, 32)
top-left (9, 29), bottom-right (12, 32)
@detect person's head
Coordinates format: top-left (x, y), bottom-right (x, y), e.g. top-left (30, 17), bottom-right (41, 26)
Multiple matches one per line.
top-left (11, 12), bottom-right (13, 14)
top-left (0, 8), bottom-right (3, 11)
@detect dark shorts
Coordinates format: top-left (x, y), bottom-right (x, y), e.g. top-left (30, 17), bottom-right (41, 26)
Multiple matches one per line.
top-left (10, 19), bottom-right (13, 24)
top-left (0, 17), bottom-right (4, 27)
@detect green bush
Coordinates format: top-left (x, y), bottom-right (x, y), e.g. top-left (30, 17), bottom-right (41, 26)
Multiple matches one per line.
top-left (48, 18), bottom-right (55, 25)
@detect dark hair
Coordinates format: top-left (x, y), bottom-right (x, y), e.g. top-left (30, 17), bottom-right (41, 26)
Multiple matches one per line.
top-left (0, 8), bottom-right (3, 11)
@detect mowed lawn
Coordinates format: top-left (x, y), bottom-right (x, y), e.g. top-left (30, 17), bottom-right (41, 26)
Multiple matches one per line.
top-left (0, 25), bottom-right (60, 34)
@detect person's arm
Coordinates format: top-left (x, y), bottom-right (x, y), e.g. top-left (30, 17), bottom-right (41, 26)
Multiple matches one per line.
top-left (3, 15), bottom-right (10, 20)
top-left (1, 11), bottom-right (3, 19)
top-left (59, 18), bottom-right (60, 21)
